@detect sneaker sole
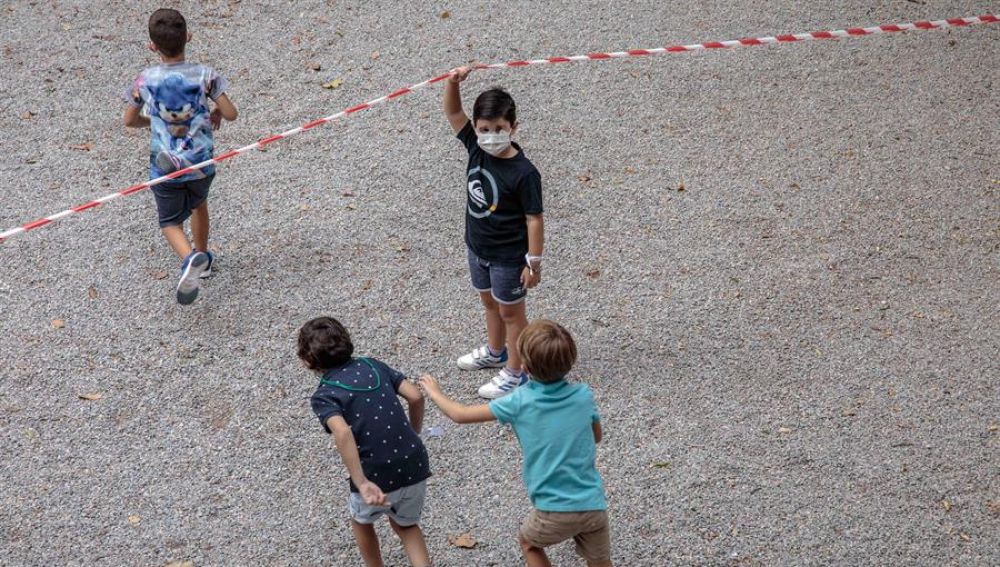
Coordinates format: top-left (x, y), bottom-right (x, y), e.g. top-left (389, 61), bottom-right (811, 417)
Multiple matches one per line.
top-left (478, 386), bottom-right (513, 399)
top-left (176, 253), bottom-right (209, 305)
top-left (457, 359), bottom-right (507, 371)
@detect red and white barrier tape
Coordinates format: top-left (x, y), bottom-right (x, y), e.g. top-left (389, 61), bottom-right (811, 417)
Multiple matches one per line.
top-left (1, 14), bottom-right (996, 243)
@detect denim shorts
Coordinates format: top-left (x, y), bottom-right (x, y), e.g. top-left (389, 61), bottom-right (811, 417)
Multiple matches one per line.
top-left (152, 174), bottom-right (214, 227)
top-left (468, 248), bottom-right (527, 304)
top-left (348, 480), bottom-right (427, 527)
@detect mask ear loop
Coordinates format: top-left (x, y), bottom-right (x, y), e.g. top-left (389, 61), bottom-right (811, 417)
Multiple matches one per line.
top-left (320, 357), bottom-right (381, 392)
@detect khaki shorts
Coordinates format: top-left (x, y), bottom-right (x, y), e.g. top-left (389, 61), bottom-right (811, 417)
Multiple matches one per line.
top-left (519, 509), bottom-right (611, 563)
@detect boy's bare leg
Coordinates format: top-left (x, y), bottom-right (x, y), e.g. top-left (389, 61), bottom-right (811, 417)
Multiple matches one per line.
top-left (499, 301), bottom-right (528, 371)
top-left (388, 519), bottom-right (431, 567)
top-left (351, 520), bottom-right (385, 567)
top-left (587, 561), bottom-right (613, 567)
top-left (190, 201), bottom-right (210, 252)
top-left (479, 291), bottom-right (506, 354)
top-left (161, 224), bottom-right (193, 260)
top-left (519, 536), bottom-right (552, 567)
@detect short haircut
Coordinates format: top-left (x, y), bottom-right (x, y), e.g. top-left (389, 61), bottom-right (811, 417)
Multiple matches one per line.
top-left (473, 87), bottom-right (517, 126)
top-left (517, 320), bottom-right (577, 383)
top-left (298, 317), bottom-right (354, 370)
top-left (148, 9), bottom-right (187, 57)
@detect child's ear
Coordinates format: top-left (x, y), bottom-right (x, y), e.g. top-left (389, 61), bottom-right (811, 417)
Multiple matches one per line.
top-left (511, 121), bottom-right (519, 135)
top-left (148, 41), bottom-right (158, 54)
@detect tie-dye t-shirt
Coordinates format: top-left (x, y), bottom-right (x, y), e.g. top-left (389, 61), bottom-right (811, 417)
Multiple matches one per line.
top-left (124, 63), bottom-right (227, 182)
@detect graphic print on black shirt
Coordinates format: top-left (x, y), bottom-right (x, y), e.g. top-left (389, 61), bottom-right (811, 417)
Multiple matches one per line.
top-left (310, 358), bottom-right (431, 493)
top-left (458, 121), bottom-right (543, 265)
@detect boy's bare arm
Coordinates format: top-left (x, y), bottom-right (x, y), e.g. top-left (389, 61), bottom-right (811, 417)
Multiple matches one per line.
top-left (418, 375), bottom-right (496, 424)
top-left (210, 94), bottom-right (238, 130)
top-left (214, 93), bottom-right (238, 121)
top-left (326, 415), bottom-right (387, 505)
top-left (443, 66), bottom-right (472, 134)
top-left (123, 105), bottom-right (150, 128)
top-left (592, 421), bottom-right (603, 444)
top-left (397, 380), bottom-right (425, 434)
top-left (522, 213), bottom-right (544, 288)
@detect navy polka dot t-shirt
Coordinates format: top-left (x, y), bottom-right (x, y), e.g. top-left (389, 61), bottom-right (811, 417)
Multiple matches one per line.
top-left (311, 358), bottom-right (431, 493)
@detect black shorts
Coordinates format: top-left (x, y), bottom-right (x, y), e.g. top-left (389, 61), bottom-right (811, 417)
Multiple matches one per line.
top-left (152, 174), bottom-right (214, 227)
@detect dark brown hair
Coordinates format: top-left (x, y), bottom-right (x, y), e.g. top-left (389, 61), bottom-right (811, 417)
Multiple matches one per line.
top-left (148, 8), bottom-right (187, 57)
top-left (298, 317), bottom-right (354, 370)
top-left (516, 320), bottom-right (577, 383)
top-left (473, 87), bottom-right (517, 126)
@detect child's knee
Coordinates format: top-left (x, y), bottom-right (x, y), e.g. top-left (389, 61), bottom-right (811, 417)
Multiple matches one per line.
top-left (498, 303), bottom-right (525, 323)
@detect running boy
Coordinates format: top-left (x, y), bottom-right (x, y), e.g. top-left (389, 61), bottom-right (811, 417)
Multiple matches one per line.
top-left (444, 66), bottom-right (544, 398)
top-left (123, 8), bottom-right (238, 305)
top-left (301, 317), bottom-right (432, 567)
top-left (419, 320), bottom-right (612, 567)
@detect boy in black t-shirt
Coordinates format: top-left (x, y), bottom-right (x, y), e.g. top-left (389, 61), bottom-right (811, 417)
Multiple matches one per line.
top-left (444, 66), bottom-right (545, 399)
top-left (301, 317), bottom-right (431, 567)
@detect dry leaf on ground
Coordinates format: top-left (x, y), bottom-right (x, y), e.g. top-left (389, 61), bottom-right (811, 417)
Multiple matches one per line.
top-left (440, 10), bottom-right (452, 19)
top-left (87, 286), bottom-right (99, 299)
top-left (128, 515), bottom-right (141, 526)
top-left (51, 319), bottom-right (66, 329)
top-left (78, 393), bottom-right (103, 401)
top-left (322, 78), bottom-right (345, 89)
top-left (448, 533), bottom-right (476, 548)
top-left (69, 142), bottom-right (93, 151)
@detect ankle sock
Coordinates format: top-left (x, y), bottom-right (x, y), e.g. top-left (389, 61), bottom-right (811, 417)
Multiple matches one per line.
top-left (488, 345), bottom-right (506, 358)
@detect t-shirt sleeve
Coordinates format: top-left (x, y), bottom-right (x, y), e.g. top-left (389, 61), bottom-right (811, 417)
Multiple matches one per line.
top-left (456, 120), bottom-right (478, 153)
top-left (518, 169), bottom-right (544, 215)
top-left (311, 392), bottom-right (343, 434)
top-left (488, 389), bottom-right (523, 424)
top-left (205, 68), bottom-right (228, 101)
top-left (122, 72), bottom-right (145, 107)
top-left (379, 360), bottom-right (406, 392)
top-left (587, 386), bottom-right (600, 422)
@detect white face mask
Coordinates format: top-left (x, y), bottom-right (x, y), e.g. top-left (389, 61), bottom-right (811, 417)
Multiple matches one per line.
top-left (477, 131), bottom-right (511, 156)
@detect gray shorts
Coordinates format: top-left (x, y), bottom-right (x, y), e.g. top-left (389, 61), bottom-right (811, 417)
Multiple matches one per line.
top-left (468, 248), bottom-right (527, 304)
top-left (348, 480), bottom-right (427, 526)
top-left (152, 174), bottom-right (214, 227)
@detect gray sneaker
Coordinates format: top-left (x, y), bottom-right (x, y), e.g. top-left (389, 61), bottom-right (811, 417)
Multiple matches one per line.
top-left (456, 345), bottom-right (508, 370)
top-left (176, 251), bottom-right (209, 305)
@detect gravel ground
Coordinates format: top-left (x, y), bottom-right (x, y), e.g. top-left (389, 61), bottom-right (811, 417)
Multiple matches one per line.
top-left (1, 1), bottom-right (998, 565)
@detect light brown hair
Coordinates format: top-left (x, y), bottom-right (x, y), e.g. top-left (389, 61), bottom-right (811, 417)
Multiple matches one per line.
top-left (516, 319), bottom-right (577, 383)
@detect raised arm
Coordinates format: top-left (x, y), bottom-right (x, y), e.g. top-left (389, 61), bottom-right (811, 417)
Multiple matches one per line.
top-left (397, 380), bottom-right (425, 434)
top-left (443, 66), bottom-right (472, 134)
top-left (123, 104), bottom-right (150, 128)
top-left (326, 415), bottom-right (387, 505)
top-left (418, 374), bottom-right (495, 424)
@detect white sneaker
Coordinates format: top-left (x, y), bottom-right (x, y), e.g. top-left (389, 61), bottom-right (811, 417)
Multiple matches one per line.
top-left (478, 367), bottom-right (528, 399)
top-left (456, 345), bottom-right (508, 371)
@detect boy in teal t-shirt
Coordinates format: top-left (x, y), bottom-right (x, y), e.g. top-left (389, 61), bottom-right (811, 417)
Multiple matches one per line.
top-left (420, 320), bottom-right (612, 566)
